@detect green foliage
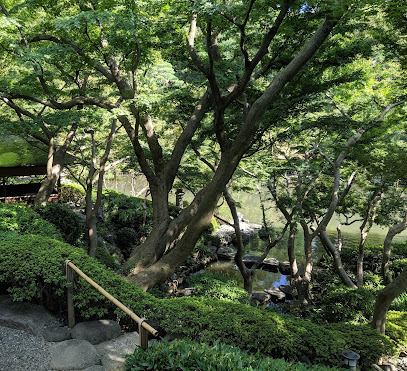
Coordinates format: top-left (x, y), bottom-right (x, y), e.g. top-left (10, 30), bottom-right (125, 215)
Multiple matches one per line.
top-left (95, 246), bottom-right (120, 271)
top-left (0, 136), bottom-right (48, 167)
top-left (0, 203), bottom-right (61, 240)
top-left (0, 232), bottom-right (156, 320)
top-left (116, 227), bottom-right (139, 259)
top-left (186, 271), bottom-right (247, 304)
top-left (392, 241), bottom-right (407, 256)
top-left (0, 232), bottom-right (395, 369)
top-left (101, 190), bottom-right (153, 237)
top-left (157, 297), bottom-right (393, 370)
top-left (319, 286), bottom-right (376, 324)
top-left (386, 311), bottom-right (407, 344)
top-left (389, 258), bottom-right (407, 278)
top-left (60, 183), bottom-right (86, 206)
top-left (34, 202), bottom-right (84, 246)
top-left (389, 292), bottom-right (407, 312)
top-left (125, 339), bottom-right (343, 371)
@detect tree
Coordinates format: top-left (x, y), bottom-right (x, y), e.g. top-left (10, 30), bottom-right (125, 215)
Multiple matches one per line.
top-left (0, 1), bottom-right (383, 290)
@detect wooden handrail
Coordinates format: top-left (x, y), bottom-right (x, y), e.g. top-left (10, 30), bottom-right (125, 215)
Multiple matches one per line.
top-left (65, 260), bottom-right (158, 349)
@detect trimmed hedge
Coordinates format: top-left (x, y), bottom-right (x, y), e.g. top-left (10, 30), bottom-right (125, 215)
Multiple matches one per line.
top-left (125, 339), bottom-right (343, 371)
top-left (0, 232), bottom-right (395, 370)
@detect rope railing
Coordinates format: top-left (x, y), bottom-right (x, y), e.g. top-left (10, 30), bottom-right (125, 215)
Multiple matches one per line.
top-left (65, 260), bottom-right (158, 349)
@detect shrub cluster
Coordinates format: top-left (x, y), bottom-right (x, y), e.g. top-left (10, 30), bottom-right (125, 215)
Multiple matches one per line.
top-left (186, 271), bottom-right (247, 303)
top-left (125, 339), bottom-right (343, 371)
top-left (0, 203), bottom-right (61, 240)
top-left (60, 183), bottom-right (86, 206)
top-left (100, 190), bottom-right (154, 257)
top-left (34, 202), bottom-right (84, 246)
top-left (0, 232), bottom-right (397, 370)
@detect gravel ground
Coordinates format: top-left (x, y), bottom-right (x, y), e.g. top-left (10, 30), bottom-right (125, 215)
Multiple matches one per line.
top-left (0, 325), bottom-right (52, 371)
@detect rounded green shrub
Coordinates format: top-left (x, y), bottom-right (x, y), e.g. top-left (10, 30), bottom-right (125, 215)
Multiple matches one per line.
top-left (95, 246), bottom-right (120, 271)
top-left (0, 203), bottom-right (62, 240)
top-left (319, 286), bottom-right (376, 323)
top-left (60, 183), bottom-right (86, 206)
top-left (125, 339), bottom-right (343, 371)
top-left (0, 232), bottom-right (157, 320)
top-left (101, 190), bottom-right (153, 236)
top-left (186, 271), bottom-right (247, 303)
top-left (34, 202), bottom-right (84, 246)
top-left (386, 311), bottom-right (407, 344)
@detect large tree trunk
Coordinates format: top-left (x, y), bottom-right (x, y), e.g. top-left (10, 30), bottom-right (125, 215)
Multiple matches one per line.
top-left (34, 124), bottom-right (77, 205)
top-left (126, 16), bottom-right (342, 290)
top-left (319, 230), bottom-right (357, 288)
top-left (371, 265), bottom-right (407, 334)
top-left (85, 120), bottom-right (117, 257)
top-left (382, 213), bottom-right (407, 285)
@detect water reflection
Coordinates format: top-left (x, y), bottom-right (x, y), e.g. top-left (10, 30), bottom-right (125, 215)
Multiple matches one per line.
top-left (207, 261), bottom-right (288, 291)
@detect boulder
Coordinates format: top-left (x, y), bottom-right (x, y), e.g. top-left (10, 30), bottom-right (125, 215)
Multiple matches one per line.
top-left (262, 258), bottom-right (279, 272)
top-left (217, 246), bottom-right (236, 260)
top-left (251, 291), bottom-right (271, 305)
top-left (242, 254), bottom-right (261, 267)
top-left (0, 295), bottom-right (57, 336)
top-left (42, 325), bottom-right (72, 342)
top-left (71, 320), bottom-right (121, 345)
top-left (278, 261), bottom-right (291, 275)
top-left (264, 287), bottom-right (286, 303)
top-left (50, 339), bottom-right (100, 370)
top-left (279, 285), bottom-right (295, 300)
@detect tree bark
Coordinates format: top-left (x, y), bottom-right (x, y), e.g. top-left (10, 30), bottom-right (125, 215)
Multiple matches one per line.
top-left (34, 123), bottom-right (77, 205)
top-left (382, 213), bottom-right (407, 285)
top-left (319, 230), bottom-right (357, 288)
top-left (85, 120), bottom-right (117, 257)
top-left (357, 186), bottom-right (385, 287)
top-left (371, 265), bottom-right (407, 334)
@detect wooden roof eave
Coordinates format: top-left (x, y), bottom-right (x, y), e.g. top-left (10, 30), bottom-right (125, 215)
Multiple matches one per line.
top-left (0, 165), bottom-right (47, 177)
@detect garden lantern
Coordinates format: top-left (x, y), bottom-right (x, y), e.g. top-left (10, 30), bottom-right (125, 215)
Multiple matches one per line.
top-left (342, 350), bottom-right (360, 370)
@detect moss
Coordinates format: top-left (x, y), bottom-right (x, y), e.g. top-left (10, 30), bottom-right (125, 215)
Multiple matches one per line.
top-left (0, 136), bottom-right (48, 167)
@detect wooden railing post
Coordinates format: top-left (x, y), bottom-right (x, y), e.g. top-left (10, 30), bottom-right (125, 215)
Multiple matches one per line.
top-left (138, 318), bottom-right (148, 350)
top-left (63, 260), bottom-right (158, 347)
top-left (65, 260), bottom-right (75, 328)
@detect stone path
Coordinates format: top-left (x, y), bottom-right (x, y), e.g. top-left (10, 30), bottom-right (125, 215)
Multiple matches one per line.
top-left (0, 295), bottom-right (153, 370)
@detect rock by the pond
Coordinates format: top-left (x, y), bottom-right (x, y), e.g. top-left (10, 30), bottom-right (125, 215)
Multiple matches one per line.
top-left (71, 320), bottom-right (121, 345)
top-left (176, 287), bottom-right (196, 297)
top-left (252, 291), bottom-right (271, 304)
top-left (242, 254), bottom-right (262, 267)
top-left (262, 257), bottom-right (279, 272)
top-left (42, 325), bottom-right (71, 342)
top-left (0, 295), bottom-right (57, 336)
top-left (50, 339), bottom-right (100, 370)
top-left (217, 246), bottom-right (236, 260)
top-left (279, 285), bottom-right (295, 300)
top-left (264, 287), bottom-right (286, 303)
top-left (278, 261), bottom-right (291, 275)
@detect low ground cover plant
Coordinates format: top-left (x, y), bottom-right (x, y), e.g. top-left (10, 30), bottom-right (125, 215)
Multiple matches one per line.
top-left (125, 339), bottom-right (344, 371)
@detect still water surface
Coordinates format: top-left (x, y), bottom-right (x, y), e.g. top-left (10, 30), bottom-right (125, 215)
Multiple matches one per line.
top-left (105, 173), bottom-right (407, 290)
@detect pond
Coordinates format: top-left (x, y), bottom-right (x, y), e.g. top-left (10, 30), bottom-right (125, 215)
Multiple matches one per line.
top-left (104, 172), bottom-right (407, 291)
top-left (206, 260), bottom-right (288, 292)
